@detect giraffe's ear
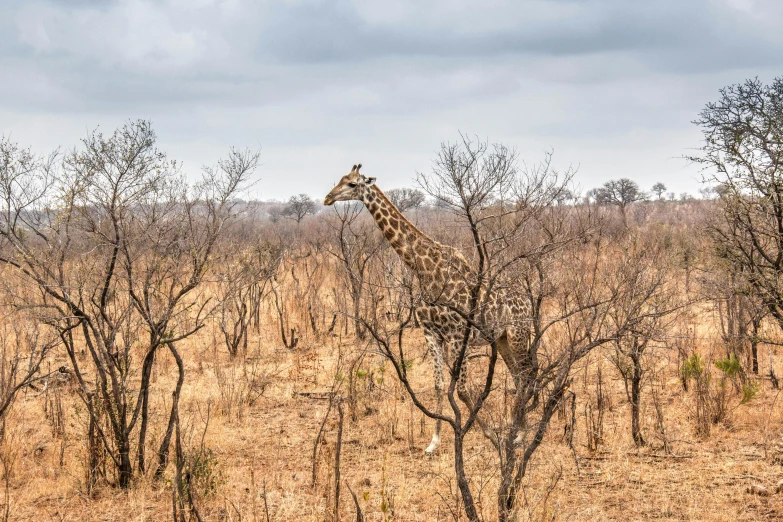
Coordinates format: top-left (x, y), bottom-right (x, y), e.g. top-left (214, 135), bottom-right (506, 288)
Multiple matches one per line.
top-left (365, 176), bottom-right (376, 186)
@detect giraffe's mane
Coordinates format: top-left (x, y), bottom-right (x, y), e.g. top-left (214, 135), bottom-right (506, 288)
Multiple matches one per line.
top-left (371, 185), bottom-right (437, 246)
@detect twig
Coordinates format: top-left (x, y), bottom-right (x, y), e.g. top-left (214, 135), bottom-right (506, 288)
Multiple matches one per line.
top-left (333, 399), bottom-right (345, 522)
top-left (296, 391), bottom-right (334, 400)
top-left (311, 395), bottom-right (334, 488)
top-left (262, 478), bottom-right (271, 522)
top-left (345, 481), bottom-right (364, 522)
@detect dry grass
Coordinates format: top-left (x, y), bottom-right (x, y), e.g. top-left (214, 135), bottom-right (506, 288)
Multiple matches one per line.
top-left (2, 302), bottom-right (783, 522)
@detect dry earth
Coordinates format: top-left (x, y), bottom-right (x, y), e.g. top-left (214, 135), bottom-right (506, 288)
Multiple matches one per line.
top-left (5, 312), bottom-right (783, 521)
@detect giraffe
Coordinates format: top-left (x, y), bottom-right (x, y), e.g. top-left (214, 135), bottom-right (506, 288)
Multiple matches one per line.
top-left (324, 164), bottom-right (531, 454)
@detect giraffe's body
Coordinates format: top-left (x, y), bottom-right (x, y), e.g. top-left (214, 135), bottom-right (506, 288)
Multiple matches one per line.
top-left (324, 165), bottom-right (531, 453)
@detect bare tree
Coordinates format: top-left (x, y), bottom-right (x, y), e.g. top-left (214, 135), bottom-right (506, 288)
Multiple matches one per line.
top-left (0, 121), bottom-right (256, 488)
top-left (358, 137), bottom-right (654, 521)
top-left (488, 194), bottom-right (675, 517)
top-left (651, 182), bottom-right (667, 200)
top-left (325, 202), bottom-right (386, 340)
top-left (701, 250), bottom-right (768, 375)
top-left (607, 236), bottom-right (681, 446)
top-left (0, 319), bottom-right (59, 422)
top-left (282, 193), bottom-right (317, 224)
top-left (386, 187), bottom-right (426, 212)
top-left (215, 240), bottom-right (282, 357)
top-left (690, 77), bottom-right (783, 336)
top-left (592, 178), bottom-right (647, 226)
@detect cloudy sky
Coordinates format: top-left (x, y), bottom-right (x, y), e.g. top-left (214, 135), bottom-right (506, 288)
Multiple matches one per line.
top-left (1, 0), bottom-right (782, 200)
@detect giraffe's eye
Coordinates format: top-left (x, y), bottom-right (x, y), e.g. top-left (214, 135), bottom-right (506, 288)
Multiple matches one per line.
top-left (348, 182), bottom-right (357, 188)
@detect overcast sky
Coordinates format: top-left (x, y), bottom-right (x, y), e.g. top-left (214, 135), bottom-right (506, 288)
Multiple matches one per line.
top-left (2, 0), bottom-right (782, 200)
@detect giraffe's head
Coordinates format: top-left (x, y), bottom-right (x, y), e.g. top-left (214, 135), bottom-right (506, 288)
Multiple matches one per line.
top-left (323, 164), bottom-right (376, 205)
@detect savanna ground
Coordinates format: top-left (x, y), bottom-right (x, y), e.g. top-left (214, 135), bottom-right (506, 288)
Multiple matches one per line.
top-left (5, 250), bottom-right (783, 522)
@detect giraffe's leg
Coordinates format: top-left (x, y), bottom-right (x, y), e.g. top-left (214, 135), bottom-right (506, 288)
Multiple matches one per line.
top-left (454, 347), bottom-right (477, 414)
top-left (424, 331), bottom-right (444, 455)
top-left (501, 327), bottom-right (530, 446)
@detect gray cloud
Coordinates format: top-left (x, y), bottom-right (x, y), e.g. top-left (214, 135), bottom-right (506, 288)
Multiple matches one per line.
top-left (255, 1), bottom-right (753, 63)
top-left (1, 0), bottom-right (782, 199)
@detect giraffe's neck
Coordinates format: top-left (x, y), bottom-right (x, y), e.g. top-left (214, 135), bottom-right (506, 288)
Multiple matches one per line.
top-left (362, 185), bottom-right (433, 271)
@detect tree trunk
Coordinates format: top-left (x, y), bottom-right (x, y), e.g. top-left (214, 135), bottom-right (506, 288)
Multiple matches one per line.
top-left (505, 390), bottom-right (563, 518)
top-left (271, 284), bottom-right (291, 348)
top-left (751, 317), bottom-right (761, 374)
top-left (351, 281), bottom-right (364, 340)
top-left (118, 437), bottom-right (133, 488)
top-left (137, 344), bottom-right (158, 473)
top-left (631, 354), bottom-right (645, 447)
top-left (86, 392), bottom-right (101, 495)
top-left (332, 400), bottom-right (345, 522)
top-left (497, 430), bottom-right (518, 522)
top-left (155, 342), bottom-right (185, 479)
top-left (453, 434), bottom-right (480, 521)
top-left (751, 342), bottom-right (759, 374)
